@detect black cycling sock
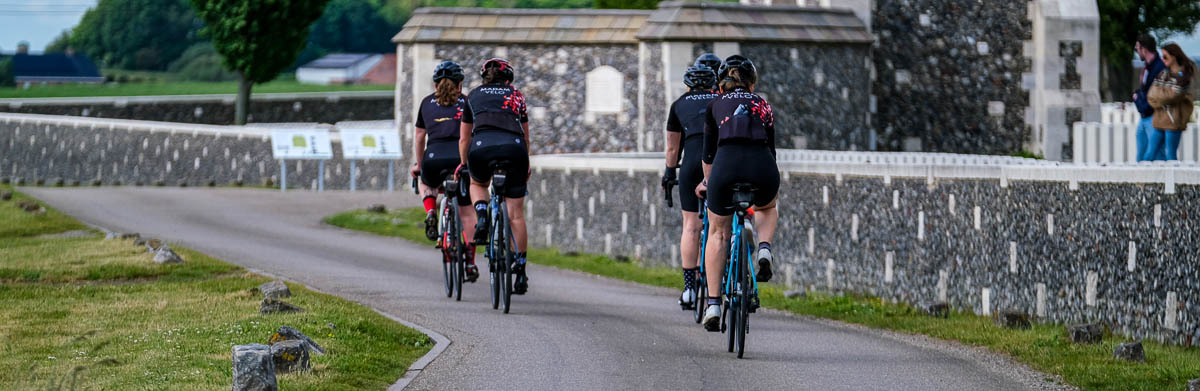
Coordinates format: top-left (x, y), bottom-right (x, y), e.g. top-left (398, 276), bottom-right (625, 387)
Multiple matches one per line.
top-left (474, 201), bottom-right (487, 221)
top-left (683, 268), bottom-right (696, 291)
top-left (516, 251), bottom-right (527, 265)
top-left (758, 241), bottom-right (771, 251)
top-left (707, 297), bottom-right (722, 307)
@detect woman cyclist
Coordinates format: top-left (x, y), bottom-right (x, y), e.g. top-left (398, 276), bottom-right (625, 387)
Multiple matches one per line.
top-left (459, 58), bottom-right (532, 295)
top-left (694, 55), bottom-right (779, 331)
top-left (663, 55), bottom-right (720, 310)
top-left (411, 61), bottom-right (479, 282)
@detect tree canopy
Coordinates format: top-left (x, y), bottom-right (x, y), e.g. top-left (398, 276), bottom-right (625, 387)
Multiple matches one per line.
top-left (61, 0), bottom-right (202, 70)
top-left (191, 0), bottom-right (331, 124)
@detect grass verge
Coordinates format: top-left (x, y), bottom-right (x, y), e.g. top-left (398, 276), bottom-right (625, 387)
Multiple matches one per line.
top-left (0, 185), bottom-right (432, 390)
top-left (325, 207), bottom-right (1200, 391)
top-left (0, 80), bottom-right (391, 99)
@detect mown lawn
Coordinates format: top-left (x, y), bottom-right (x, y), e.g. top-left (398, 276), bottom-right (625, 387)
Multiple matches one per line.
top-left (0, 80), bottom-right (391, 99)
top-left (326, 207), bottom-right (1200, 391)
top-left (0, 185), bottom-right (431, 390)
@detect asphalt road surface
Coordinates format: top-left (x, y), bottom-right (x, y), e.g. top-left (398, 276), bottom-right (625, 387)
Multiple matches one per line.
top-left (24, 187), bottom-right (1065, 391)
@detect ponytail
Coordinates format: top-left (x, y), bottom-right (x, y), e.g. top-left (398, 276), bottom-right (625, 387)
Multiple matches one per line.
top-left (434, 78), bottom-right (460, 106)
top-left (720, 68), bottom-right (751, 92)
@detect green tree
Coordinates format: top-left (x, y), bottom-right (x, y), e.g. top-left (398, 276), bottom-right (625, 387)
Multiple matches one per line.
top-left (191, 0), bottom-right (331, 125)
top-left (44, 31), bottom-right (73, 53)
top-left (69, 0), bottom-right (202, 70)
top-left (0, 57), bottom-right (13, 87)
top-left (292, 0), bottom-right (402, 70)
top-left (1099, 0), bottom-right (1200, 101)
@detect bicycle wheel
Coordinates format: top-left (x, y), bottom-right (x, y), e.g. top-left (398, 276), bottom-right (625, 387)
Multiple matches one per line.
top-left (488, 206), bottom-right (501, 310)
top-left (693, 274), bottom-right (705, 324)
top-left (726, 294), bottom-right (736, 353)
top-left (499, 204), bottom-right (513, 314)
top-left (736, 242), bottom-right (750, 358)
top-left (450, 207), bottom-right (464, 302)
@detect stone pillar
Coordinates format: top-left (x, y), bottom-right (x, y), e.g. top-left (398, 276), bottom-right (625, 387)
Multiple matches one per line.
top-left (713, 42), bottom-right (740, 60)
top-left (662, 42), bottom-right (695, 106)
top-left (1025, 0), bottom-right (1101, 161)
top-left (408, 43), bottom-right (435, 166)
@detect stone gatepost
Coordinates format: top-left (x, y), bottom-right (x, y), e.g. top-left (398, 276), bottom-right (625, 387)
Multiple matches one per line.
top-left (1025, 0), bottom-right (1101, 161)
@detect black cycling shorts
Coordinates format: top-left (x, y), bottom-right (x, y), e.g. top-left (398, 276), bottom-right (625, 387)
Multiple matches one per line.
top-left (467, 130), bottom-right (529, 199)
top-left (420, 140), bottom-right (470, 206)
top-left (677, 136), bottom-right (704, 213)
top-left (706, 143), bottom-right (779, 216)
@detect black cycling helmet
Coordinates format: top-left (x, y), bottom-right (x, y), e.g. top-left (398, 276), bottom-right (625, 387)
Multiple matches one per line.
top-left (718, 54), bottom-right (757, 86)
top-left (433, 61), bottom-right (465, 83)
top-left (480, 58), bottom-right (514, 83)
top-left (694, 53), bottom-right (721, 71)
top-left (683, 64), bottom-right (716, 90)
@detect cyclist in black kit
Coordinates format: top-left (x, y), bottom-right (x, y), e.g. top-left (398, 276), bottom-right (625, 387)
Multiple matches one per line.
top-left (411, 61), bottom-right (479, 282)
top-left (695, 55), bottom-right (780, 330)
top-left (694, 53), bottom-right (721, 73)
top-left (458, 58), bottom-right (532, 294)
top-left (663, 55), bottom-right (719, 310)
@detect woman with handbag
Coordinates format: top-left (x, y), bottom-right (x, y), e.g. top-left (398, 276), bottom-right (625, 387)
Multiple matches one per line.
top-left (1146, 43), bottom-right (1196, 161)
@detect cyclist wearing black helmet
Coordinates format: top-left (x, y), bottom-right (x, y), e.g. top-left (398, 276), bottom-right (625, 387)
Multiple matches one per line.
top-left (695, 55), bottom-right (780, 331)
top-left (663, 54), bottom-right (719, 310)
top-left (458, 58), bottom-right (533, 294)
top-left (694, 53), bottom-right (721, 74)
top-left (412, 61), bottom-right (480, 282)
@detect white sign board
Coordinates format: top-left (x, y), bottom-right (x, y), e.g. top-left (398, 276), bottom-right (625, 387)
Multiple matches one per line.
top-left (270, 129), bottom-right (333, 159)
top-left (340, 128), bottom-right (402, 160)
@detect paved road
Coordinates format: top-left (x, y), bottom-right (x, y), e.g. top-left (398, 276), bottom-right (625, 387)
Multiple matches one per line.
top-left (25, 187), bottom-right (1062, 391)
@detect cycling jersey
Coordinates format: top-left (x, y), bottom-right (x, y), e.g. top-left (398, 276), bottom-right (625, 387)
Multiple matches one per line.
top-left (415, 93), bottom-right (465, 142)
top-left (703, 88), bottom-right (779, 216)
top-left (703, 88), bottom-right (775, 164)
top-left (462, 83), bottom-right (528, 136)
top-left (667, 90), bottom-right (720, 140)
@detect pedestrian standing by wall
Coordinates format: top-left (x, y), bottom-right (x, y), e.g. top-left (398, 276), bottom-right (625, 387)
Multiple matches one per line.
top-left (1133, 34), bottom-right (1167, 161)
top-left (1146, 43), bottom-right (1196, 161)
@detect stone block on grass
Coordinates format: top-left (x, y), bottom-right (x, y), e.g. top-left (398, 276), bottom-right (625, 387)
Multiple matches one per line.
top-left (268, 326), bottom-right (325, 355)
top-left (232, 344), bottom-right (277, 391)
top-left (153, 246), bottom-right (184, 264)
top-left (270, 340), bottom-right (310, 374)
top-left (995, 310), bottom-right (1031, 329)
top-left (784, 289), bottom-right (806, 299)
top-left (145, 239), bottom-right (163, 252)
top-left (1187, 378), bottom-right (1200, 391)
top-left (259, 280), bottom-right (292, 299)
top-left (1113, 341), bottom-right (1145, 362)
top-left (366, 204), bottom-right (387, 214)
top-left (1067, 323), bottom-right (1102, 344)
top-left (260, 299), bottom-right (305, 315)
top-left (1, 191), bottom-right (12, 201)
top-left (926, 302), bottom-right (949, 318)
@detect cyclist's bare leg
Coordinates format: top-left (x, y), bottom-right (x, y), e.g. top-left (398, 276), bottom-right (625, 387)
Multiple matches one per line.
top-left (752, 196), bottom-right (778, 243)
top-left (459, 204), bottom-right (477, 244)
top-left (680, 211), bottom-right (701, 269)
top-left (704, 213), bottom-right (732, 295)
top-left (419, 182), bottom-right (437, 199)
top-left (469, 180), bottom-right (489, 205)
top-left (506, 197), bottom-right (527, 252)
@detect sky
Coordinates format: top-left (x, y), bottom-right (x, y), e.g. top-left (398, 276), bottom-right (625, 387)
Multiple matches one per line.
top-left (0, 0), bottom-right (1198, 57)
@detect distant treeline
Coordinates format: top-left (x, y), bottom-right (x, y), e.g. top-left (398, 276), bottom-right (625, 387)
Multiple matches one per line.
top-left (42, 0), bottom-right (660, 82)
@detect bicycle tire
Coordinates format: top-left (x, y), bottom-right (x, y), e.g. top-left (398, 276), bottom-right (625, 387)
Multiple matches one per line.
top-left (500, 203), bottom-right (513, 314)
top-left (736, 240), bottom-right (749, 358)
top-left (693, 279), bottom-right (705, 324)
top-left (489, 204), bottom-right (501, 310)
top-left (451, 206), bottom-right (464, 302)
top-left (726, 296), bottom-right (736, 352)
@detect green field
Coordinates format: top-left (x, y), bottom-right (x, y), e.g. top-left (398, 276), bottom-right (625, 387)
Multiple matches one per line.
top-left (0, 187), bottom-right (431, 390)
top-left (0, 80), bottom-right (391, 99)
top-left (326, 207), bottom-right (1200, 391)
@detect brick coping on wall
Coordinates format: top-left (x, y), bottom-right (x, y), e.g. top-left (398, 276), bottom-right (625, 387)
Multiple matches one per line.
top-left (0, 113), bottom-right (393, 143)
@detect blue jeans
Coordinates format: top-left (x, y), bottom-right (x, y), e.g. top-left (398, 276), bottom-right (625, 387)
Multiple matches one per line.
top-left (1135, 117), bottom-right (1164, 161)
top-left (1144, 128), bottom-right (1181, 161)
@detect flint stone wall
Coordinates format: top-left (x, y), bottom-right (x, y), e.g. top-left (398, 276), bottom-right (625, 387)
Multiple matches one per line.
top-left (526, 156), bottom-right (1198, 345)
top-left (871, 0), bottom-right (1031, 154)
top-left (0, 116), bottom-right (401, 190)
top-left (0, 93), bottom-right (394, 126)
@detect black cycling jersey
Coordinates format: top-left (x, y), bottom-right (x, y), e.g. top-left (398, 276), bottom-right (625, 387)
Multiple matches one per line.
top-left (666, 90), bottom-right (720, 140)
top-left (462, 83), bottom-right (528, 136)
top-left (415, 93), bottom-right (465, 142)
top-left (703, 88), bottom-right (776, 164)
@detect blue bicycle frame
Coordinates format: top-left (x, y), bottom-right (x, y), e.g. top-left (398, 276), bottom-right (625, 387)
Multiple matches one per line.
top-left (723, 210), bottom-right (759, 301)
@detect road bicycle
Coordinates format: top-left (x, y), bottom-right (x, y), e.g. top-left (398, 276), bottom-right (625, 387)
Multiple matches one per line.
top-left (719, 183), bottom-right (760, 359)
top-left (482, 160), bottom-right (518, 314)
top-left (436, 169), bottom-right (468, 301)
top-left (692, 200), bottom-right (709, 324)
